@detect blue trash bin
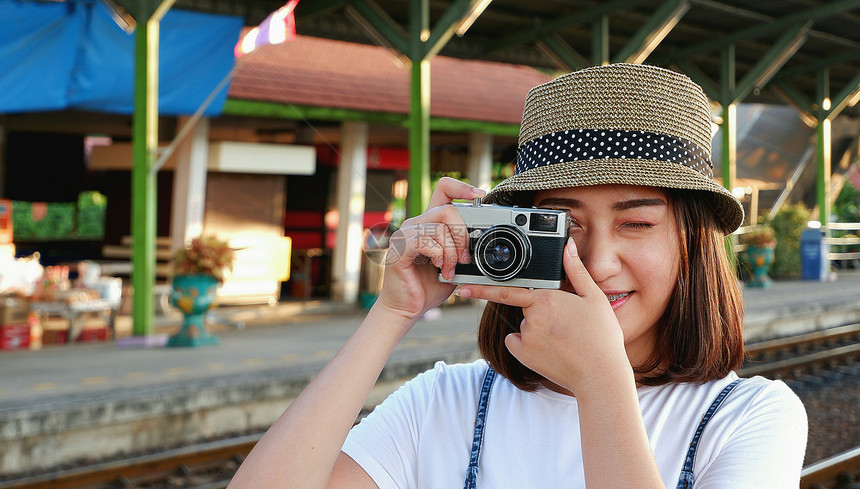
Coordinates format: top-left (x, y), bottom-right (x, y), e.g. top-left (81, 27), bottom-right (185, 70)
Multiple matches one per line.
top-left (800, 228), bottom-right (829, 281)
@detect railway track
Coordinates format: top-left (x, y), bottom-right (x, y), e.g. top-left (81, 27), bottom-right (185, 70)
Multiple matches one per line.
top-left (3, 323), bottom-right (859, 489)
top-left (0, 434), bottom-right (260, 489)
top-left (801, 446), bottom-right (860, 489)
top-left (740, 323), bottom-right (860, 378)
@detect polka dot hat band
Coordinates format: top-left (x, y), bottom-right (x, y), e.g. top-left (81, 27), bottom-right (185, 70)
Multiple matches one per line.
top-left (483, 63), bottom-right (744, 234)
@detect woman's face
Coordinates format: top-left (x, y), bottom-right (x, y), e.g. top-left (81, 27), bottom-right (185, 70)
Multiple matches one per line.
top-left (534, 184), bottom-right (681, 365)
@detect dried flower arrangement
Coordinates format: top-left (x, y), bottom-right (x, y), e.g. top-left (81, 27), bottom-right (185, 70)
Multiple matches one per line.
top-left (741, 225), bottom-right (777, 249)
top-left (172, 235), bottom-right (236, 282)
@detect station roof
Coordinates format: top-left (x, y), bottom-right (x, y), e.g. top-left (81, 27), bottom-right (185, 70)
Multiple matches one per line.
top-left (158, 0), bottom-right (860, 117)
top-left (228, 34), bottom-right (553, 125)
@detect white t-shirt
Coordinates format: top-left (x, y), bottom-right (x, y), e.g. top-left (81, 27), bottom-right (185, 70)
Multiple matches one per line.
top-left (343, 360), bottom-right (807, 489)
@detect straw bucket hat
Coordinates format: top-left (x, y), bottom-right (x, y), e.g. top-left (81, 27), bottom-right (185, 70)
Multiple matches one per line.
top-left (483, 63), bottom-right (744, 234)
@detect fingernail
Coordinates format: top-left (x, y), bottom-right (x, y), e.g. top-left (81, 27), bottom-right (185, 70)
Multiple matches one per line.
top-left (460, 249), bottom-right (471, 264)
top-left (473, 187), bottom-right (486, 197)
top-left (456, 287), bottom-right (471, 298)
top-left (566, 237), bottom-right (577, 257)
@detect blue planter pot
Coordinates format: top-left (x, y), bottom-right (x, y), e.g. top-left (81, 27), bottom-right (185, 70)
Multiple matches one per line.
top-left (746, 246), bottom-right (775, 288)
top-left (167, 274), bottom-right (220, 347)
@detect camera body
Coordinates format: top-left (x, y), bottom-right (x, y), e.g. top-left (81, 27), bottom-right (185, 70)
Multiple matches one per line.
top-left (439, 199), bottom-right (570, 289)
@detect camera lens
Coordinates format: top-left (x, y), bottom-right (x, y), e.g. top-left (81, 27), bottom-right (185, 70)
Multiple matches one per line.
top-left (490, 243), bottom-right (511, 265)
top-left (474, 225), bottom-right (531, 281)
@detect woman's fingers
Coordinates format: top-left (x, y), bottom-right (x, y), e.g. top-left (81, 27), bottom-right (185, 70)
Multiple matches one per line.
top-left (389, 222), bottom-right (457, 278)
top-left (397, 205), bottom-right (471, 276)
top-left (427, 177), bottom-right (486, 209)
top-left (562, 238), bottom-right (602, 298)
top-left (456, 283), bottom-right (536, 309)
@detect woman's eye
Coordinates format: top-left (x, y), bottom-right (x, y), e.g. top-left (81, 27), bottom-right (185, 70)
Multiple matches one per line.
top-left (623, 222), bottom-right (654, 229)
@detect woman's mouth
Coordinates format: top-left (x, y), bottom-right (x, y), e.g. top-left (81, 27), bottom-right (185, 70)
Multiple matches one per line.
top-left (606, 291), bottom-right (632, 309)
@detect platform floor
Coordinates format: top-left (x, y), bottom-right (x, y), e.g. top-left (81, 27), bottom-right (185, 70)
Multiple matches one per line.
top-left (1, 271), bottom-right (859, 476)
top-left (2, 271), bottom-right (860, 411)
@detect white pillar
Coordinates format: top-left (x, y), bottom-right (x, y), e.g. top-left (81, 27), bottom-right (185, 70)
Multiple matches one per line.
top-left (331, 121), bottom-right (368, 303)
top-left (170, 116), bottom-right (209, 254)
top-left (467, 132), bottom-right (493, 192)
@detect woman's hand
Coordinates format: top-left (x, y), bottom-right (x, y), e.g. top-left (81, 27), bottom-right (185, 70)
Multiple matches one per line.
top-left (374, 177), bottom-right (485, 323)
top-left (457, 237), bottom-right (629, 395)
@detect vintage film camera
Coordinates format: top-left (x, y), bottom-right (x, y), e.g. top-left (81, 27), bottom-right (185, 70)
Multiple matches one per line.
top-left (438, 198), bottom-right (570, 289)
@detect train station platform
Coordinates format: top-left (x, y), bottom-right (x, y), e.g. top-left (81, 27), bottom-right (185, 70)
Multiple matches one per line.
top-left (2, 271), bottom-right (860, 478)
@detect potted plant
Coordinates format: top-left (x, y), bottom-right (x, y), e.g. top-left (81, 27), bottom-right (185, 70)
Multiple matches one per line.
top-left (167, 235), bottom-right (235, 347)
top-left (741, 225), bottom-right (777, 288)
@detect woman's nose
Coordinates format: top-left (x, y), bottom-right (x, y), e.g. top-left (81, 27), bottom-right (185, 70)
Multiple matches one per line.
top-left (574, 232), bottom-right (622, 284)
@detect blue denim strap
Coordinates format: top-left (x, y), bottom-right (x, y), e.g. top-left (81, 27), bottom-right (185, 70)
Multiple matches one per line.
top-left (675, 378), bottom-right (744, 489)
top-left (463, 366), bottom-right (497, 489)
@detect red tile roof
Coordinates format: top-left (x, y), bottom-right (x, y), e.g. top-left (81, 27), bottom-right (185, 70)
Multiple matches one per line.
top-left (228, 35), bottom-right (554, 125)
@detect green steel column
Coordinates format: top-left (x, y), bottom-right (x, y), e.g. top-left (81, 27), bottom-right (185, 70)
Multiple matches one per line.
top-left (720, 103), bottom-right (737, 197)
top-left (131, 19), bottom-right (158, 336)
top-left (816, 68), bottom-right (831, 226)
top-left (407, 0), bottom-right (430, 217)
top-left (720, 45), bottom-right (737, 195)
top-left (720, 45), bottom-right (738, 265)
top-left (592, 15), bottom-right (609, 65)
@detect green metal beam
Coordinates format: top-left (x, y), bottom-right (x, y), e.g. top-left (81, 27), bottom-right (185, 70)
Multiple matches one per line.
top-left (816, 68), bottom-right (831, 226)
top-left (771, 79), bottom-right (815, 116)
top-left (423, 0), bottom-right (475, 59)
top-left (131, 16), bottom-right (157, 336)
top-left (428, 117), bottom-right (519, 137)
top-left (482, 0), bottom-right (647, 56)
top-left (295, 0), bottom-right (345, 17)
top-left (720, 45), bottom-right (739, 264)
top-left (408, 0), bottom-right (431, 217)
top-left (825, 70), bottom-right (860, 121)
top-left (592, 15), bottom-right (609, 65)
top-left (612, 0), bottom-right (688, 64)
top-left (776, 46), bottom-right (860, 79)
top-left (346, 0), bottom-right (409, 54)
top-left (129, 0), bottom-right (176, 336)
top-left (661, 0), bottom-right (860, 62)
top-left (222, 99), bottom-right (521, 136)
top-left (223, 99), bottom-right (408, 125)
top-left (674, 59), bottom-right (719, 101)
top-left (720, 44), bottom-right (735, 107)
top-left (732, 21), bottom-right (810, 103)
top-left (116, 0), bottom-right (156, 22)
top-left (536, 34), bottom-right (588, 71)
top-left (719, 44), bottom-right (736, 193)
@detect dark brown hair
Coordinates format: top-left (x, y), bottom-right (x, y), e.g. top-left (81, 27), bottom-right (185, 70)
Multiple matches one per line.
top-left (477, 188), bottom-right (745, 391)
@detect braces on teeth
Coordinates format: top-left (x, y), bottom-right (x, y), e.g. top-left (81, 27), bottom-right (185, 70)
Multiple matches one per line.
top-left (608, 292), bottom-right (630, 302)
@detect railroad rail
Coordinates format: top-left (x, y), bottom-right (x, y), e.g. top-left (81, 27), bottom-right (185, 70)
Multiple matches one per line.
top-left (740, 323), bottom-right (860, 378)
top-left (801, 446), bottom-right (860, 489)
top-left (0, 433), bottom-right (261, 489)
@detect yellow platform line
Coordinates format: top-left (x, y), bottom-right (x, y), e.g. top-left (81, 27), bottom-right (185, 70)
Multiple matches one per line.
top-left (31, 382), bottom-right (58, 391)
top-left (125, 372), bottom-right (148, 380)
top-left (82, 376), bottom-right (109, 385)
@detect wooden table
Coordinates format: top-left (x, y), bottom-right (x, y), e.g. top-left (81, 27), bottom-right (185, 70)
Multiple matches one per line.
top-left (31, 298), bottom-right (121, 342)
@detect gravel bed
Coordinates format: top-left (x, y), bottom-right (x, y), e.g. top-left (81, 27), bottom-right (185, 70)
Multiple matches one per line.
top-left (786, 364), bottom-right (860, 464)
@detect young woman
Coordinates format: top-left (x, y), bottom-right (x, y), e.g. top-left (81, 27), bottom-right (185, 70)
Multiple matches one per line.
top-left (228, 63), bottom-right (807, 488)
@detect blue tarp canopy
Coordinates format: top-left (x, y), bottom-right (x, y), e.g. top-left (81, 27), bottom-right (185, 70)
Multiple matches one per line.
top-left (0, 0), bottom-right (242, 115)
